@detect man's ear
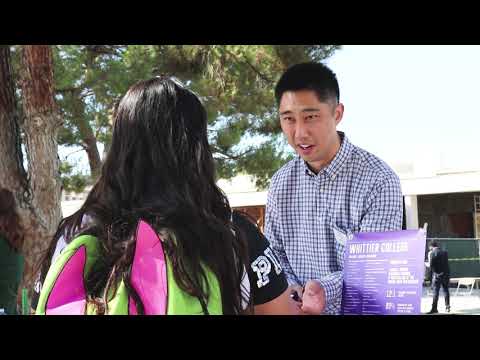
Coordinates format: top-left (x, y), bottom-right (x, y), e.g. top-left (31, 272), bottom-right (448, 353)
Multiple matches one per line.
top-left (334, 103), bottom-right (344, 126)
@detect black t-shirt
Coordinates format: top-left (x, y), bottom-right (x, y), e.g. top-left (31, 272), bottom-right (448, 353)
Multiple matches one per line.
top-left (232, 211), bottom-right (288, 306)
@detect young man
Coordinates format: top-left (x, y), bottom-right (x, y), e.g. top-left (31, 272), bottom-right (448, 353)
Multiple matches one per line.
top-left (265, 62), bottom-right (403, 315)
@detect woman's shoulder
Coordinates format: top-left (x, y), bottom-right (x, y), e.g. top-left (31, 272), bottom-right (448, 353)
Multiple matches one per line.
top-left (0, 233), bottom-right (24, 269)
top-left (232, 211), bottom-right (265, 244)
top-left (0, 234), bottom-right (17, 255)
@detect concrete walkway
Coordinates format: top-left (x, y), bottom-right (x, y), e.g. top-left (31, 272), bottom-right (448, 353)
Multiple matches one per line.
top-left (421, 286), bottom-right (480, 315)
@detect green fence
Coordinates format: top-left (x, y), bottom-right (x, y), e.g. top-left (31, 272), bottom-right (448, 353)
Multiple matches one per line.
top-left (426, 238), bottom-right (480, 278)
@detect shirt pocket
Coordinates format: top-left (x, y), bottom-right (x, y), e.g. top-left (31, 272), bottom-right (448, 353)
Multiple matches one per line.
top-left (330, 222), bottom-right (353, 271)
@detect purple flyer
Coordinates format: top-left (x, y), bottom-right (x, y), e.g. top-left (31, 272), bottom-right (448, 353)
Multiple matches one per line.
top-left (341, 229), bottom-right (426, 315)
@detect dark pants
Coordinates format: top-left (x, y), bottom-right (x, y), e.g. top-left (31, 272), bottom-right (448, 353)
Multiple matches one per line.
top-left (431, 274), bottom-right (450, 311)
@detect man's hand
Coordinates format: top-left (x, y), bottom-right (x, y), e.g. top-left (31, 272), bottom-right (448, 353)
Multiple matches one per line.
top-left (300, 280), bottom-right (326, 315)
top-left (289, 284), bottom-right (304, 301)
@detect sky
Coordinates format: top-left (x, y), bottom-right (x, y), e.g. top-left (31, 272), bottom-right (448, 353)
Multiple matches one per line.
top-left (60, 45), bottom-right (480, 177)
top-left (324, 45), bottom-right (480, 175)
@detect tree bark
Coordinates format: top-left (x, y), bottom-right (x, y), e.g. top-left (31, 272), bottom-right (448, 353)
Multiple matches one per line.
top-left (54, 86), bottom-right (103, 180)
top-left (18, 45), bottom-right (62, 294)
top-left (0, 46), bottom-right (28, 197)
top-left (70, 92), bottom-right (102, 179)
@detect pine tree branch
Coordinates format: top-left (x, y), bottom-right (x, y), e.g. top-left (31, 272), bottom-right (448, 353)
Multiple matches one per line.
top-left (62, 148), bottom-right (85, 160)
top-left (212, 146), bottom-right (255, 160)
top-left (222, 47), bottom-right (273, 85)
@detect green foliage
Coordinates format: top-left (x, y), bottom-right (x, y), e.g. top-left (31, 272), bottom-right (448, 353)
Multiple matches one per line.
top-left (236, 138), bottom-right (295, 190)
top-left (53, 45), bottom-right (341, 189)
top-left (59, 160), bottom-right (89, 193)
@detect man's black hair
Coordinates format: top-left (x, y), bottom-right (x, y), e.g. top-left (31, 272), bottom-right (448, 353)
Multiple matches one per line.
top-left (275, 62), bottom-right (340, 105)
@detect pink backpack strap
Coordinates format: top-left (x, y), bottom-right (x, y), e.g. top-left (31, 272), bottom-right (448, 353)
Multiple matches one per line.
top-left (129, 220), bottom-right (168, 315)
top-left (46, 245), bottom-right (87, 315)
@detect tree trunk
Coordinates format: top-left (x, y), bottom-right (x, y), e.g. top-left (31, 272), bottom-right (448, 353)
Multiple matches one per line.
top-left (70, 92), bottom-right (102, 179)
top-left (0, 46), bottom-right (28, 196)
top-left (18, 45), bottom-right (62, 295)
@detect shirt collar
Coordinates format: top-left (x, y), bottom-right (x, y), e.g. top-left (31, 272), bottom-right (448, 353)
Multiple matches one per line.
top-left (300, 131), bottom-right (353, 180)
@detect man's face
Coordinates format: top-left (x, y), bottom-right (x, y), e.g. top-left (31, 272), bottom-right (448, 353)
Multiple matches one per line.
top-left (279, 90), bottom-right (344, 173)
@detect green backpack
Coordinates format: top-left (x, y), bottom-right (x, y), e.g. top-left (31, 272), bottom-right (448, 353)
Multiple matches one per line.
top-left (36, 220), bottom-right (222, 315)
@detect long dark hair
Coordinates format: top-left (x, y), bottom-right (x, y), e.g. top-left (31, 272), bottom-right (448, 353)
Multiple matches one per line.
top-left (0, 188), bottom-right (24, 252)
top-left (40, 77), bottom-right (249, 314)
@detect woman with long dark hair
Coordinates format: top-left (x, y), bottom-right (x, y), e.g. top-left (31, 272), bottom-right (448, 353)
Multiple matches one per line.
top-left (37, 77), bottom-right (303, 315)
top-left (0, 188), bottom-right (25, 315)
top-left (37, 77), bottom-right (251, 314)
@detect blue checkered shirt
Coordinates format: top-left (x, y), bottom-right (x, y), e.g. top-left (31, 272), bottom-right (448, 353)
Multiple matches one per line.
top-left (264, 132), bottom-right (403, 314)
